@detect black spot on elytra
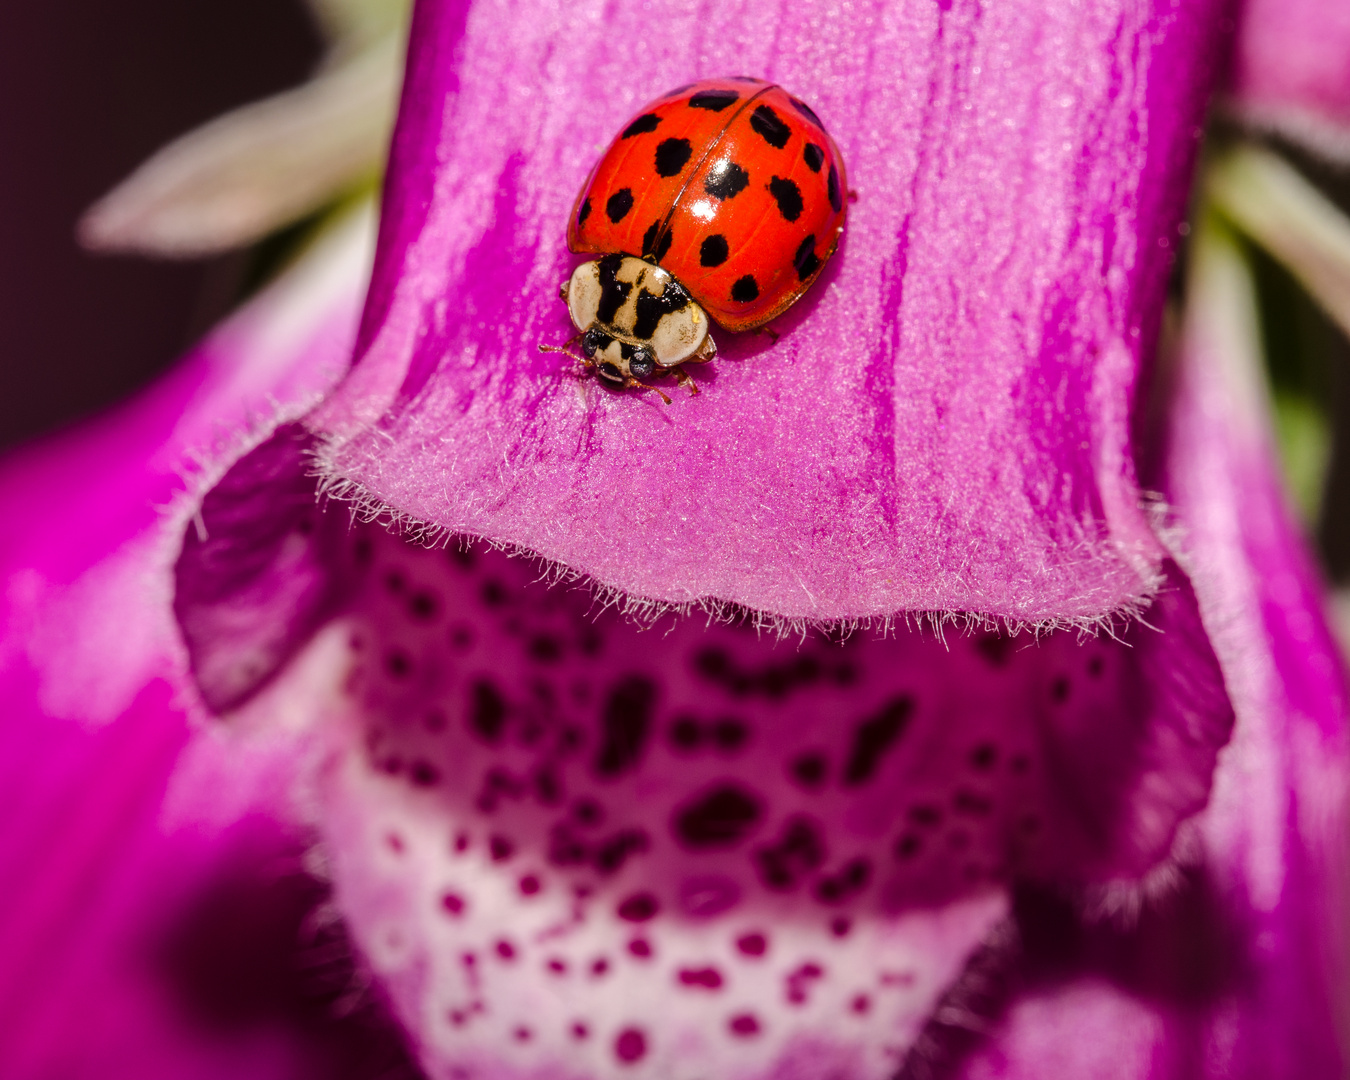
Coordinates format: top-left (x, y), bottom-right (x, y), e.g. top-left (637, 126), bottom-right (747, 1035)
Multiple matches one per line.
top-left (595, 253), bottom-right (632, 324)
top-left (688, 89), bottom-right (739, 111)
top-left (594, 676), bottom-right (656, 778)
top-left (700, 234), bottom-right (729, 267)
top-left (813, 857), bottom-right (871, 904)
top-left (793, 234), bottom-right (820, 281)
top-left (470, 680), bottom-right (507, 743)
top-left (789, 751), bottom-right (829, 790)
top-left (655, 137), bottom-right (693, 177)
top-left (827, 163), bottom-right (842, 212)
top-left (674, 784), bottom-right (763, 849)
top-left (754, 816), bottom-right (826, 891)
top-left (632, 275), bottom-right (693, 339)
top-left (768, 176), bottom-right (804, 221)
top-left (842, 696), bottom-right (914, 785)
top-left (605, 188), bottom-right (634, 223)
top-left (749, 104), bottom-right (791, 148)
top-left (803, 143), bottom-right (825, 172)
top-left (704, 160), bottom-right (750, 200)
top-left (622, 113), bottom-right (661, 139)
top-left (617, 892), bottom-right (660, 922)
top-left (577, 198), bottom-right (592, 227)
top-left (731, 275), bottom-right (759, 303)
top-left (791, 97), bottom-right (825, 128)
top-left (641, 221), bottom-right (673, 262)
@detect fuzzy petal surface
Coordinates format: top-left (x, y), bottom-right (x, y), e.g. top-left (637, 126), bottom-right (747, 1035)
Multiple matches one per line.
top-left (309, 0), bottom-right (1224, 624)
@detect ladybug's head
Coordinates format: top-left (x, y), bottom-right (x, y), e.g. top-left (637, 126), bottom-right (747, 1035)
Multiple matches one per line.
top-left (560, 255), bottom-right (716, 389)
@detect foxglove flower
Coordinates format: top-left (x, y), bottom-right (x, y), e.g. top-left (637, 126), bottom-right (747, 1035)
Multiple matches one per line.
top-left (3, 0), bottom-right (1348, 1078)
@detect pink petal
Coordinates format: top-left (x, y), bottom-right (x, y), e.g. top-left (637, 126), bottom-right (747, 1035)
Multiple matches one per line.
top-left (307, 0), bottom-right (1224, 623)
top-left (0, 214), bottom-right (385, 1079)
top-left (946, 215), bottom-right (1350, 1078)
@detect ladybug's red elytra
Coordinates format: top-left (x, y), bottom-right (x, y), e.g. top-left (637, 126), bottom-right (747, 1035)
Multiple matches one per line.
top-left (553, 77), bottom-right (848, 399)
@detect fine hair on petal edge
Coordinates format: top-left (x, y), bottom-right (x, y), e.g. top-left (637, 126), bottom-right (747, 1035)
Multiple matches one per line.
top-left (309, 441), bottom-right (1167, 647)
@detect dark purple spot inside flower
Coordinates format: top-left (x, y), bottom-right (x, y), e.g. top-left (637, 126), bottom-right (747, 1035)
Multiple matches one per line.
top-left (572, 1022), bottom-right (590, 1039)
top-left (754, 815), bottom-right (826, 890)
top-left (384, 648), bottom-right (412, 678)
top-left (851, 993), bottom-right (871, 1014)
top-left (469, 680), bottom-right (506, 743)
top-left (674, 783), bottom-right (763, 848)
top-left (830, 916), bottom-right (852, 937)
top-left (813, 857), bottom-right (871, 904)
top-left (969, 742), bottom-right (998, 770)
top-left (729, 1012), bottom-right (761, 1037)
top-left (410, 760), bottom-right (440, 787)
top-left (678, 966), bottom-right (724, 989)
top-left (894, 834), bottom-right (922, 859)
top-left (383, 569), bottom-right (406, 593)
top-left (594, 828), bottom-right (650, 874)
top-left (711, 717), bottom-right (749, 752)
top-left (975, 632), bottom-right (1014, 667)
top-left (1051, 676), bottom-right (1071, 702)
top-left (441, 892), bottom-right (465, 915)
top-left (669, 715), bottom-right (703, 751)
top-left (496, 939), bottom-right (516, 960)
top-left (789, 751), bottom-right (829, 789)
top-left (908, 803), bottom-right (943, 828)
top-left (547, 957), bottom-right (567, 974)
top-left (736, 931), bottom-right (767, 957)
top-left (490, 834), bottom-right (515, 861)
top-left (423, 708), bottom-right (446, 732)
top-left (617, 892), bottom-right (660, 922)
top-left (529, 634), bottom-right (562, 662)
top-left (594, 676), bottom-right (656, 779)
top-left (408, 589), bottom-right (440, 621)
top-left (573, 798), bottom-right (604, 826)
top-left (842, 696), bottom-right (913, 785)
top-left (953, 790), bottom-right (993, 816)
top-left (615, 1027), bottom-right (648, 1063)
top-left (519, 874), bottom-right (541, 896)
top-left (627, 939), bottom-right (652, 959)
top-left (591, 958), bottom-right (610, 977)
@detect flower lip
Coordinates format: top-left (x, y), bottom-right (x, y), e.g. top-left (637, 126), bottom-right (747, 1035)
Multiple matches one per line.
top-left (301, 0), bottom-right (1223, 626)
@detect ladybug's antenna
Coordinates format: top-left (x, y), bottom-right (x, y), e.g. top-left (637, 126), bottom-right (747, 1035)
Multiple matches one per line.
top-left (539, 342), bottom-right (588, 364)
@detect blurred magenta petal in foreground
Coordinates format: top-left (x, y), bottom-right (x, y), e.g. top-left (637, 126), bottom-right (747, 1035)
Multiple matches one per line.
top-left (1229, 0), bottom-right (1350, 157)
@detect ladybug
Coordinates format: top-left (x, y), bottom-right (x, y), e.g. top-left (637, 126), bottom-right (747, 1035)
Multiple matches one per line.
top-left (554, 76), bottom-right (848, 398)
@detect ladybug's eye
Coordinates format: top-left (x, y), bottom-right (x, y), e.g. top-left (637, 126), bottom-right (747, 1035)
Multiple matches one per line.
top-left (628, 349), bottom-right (655, 379)
top-left (582, 327), bottom-right (610, 357)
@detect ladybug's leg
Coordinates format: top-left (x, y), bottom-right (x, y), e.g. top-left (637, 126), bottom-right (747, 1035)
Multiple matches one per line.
top-left (626, 378), bottom-right (672, 405)
top-left (673, 366), bottom-right (700, 397)
top-left (752, 325), bottom-right (781, 345)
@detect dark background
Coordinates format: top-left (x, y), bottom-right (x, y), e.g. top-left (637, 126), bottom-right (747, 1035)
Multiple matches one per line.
top-left (0, 0), bottom-right (322, 451)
